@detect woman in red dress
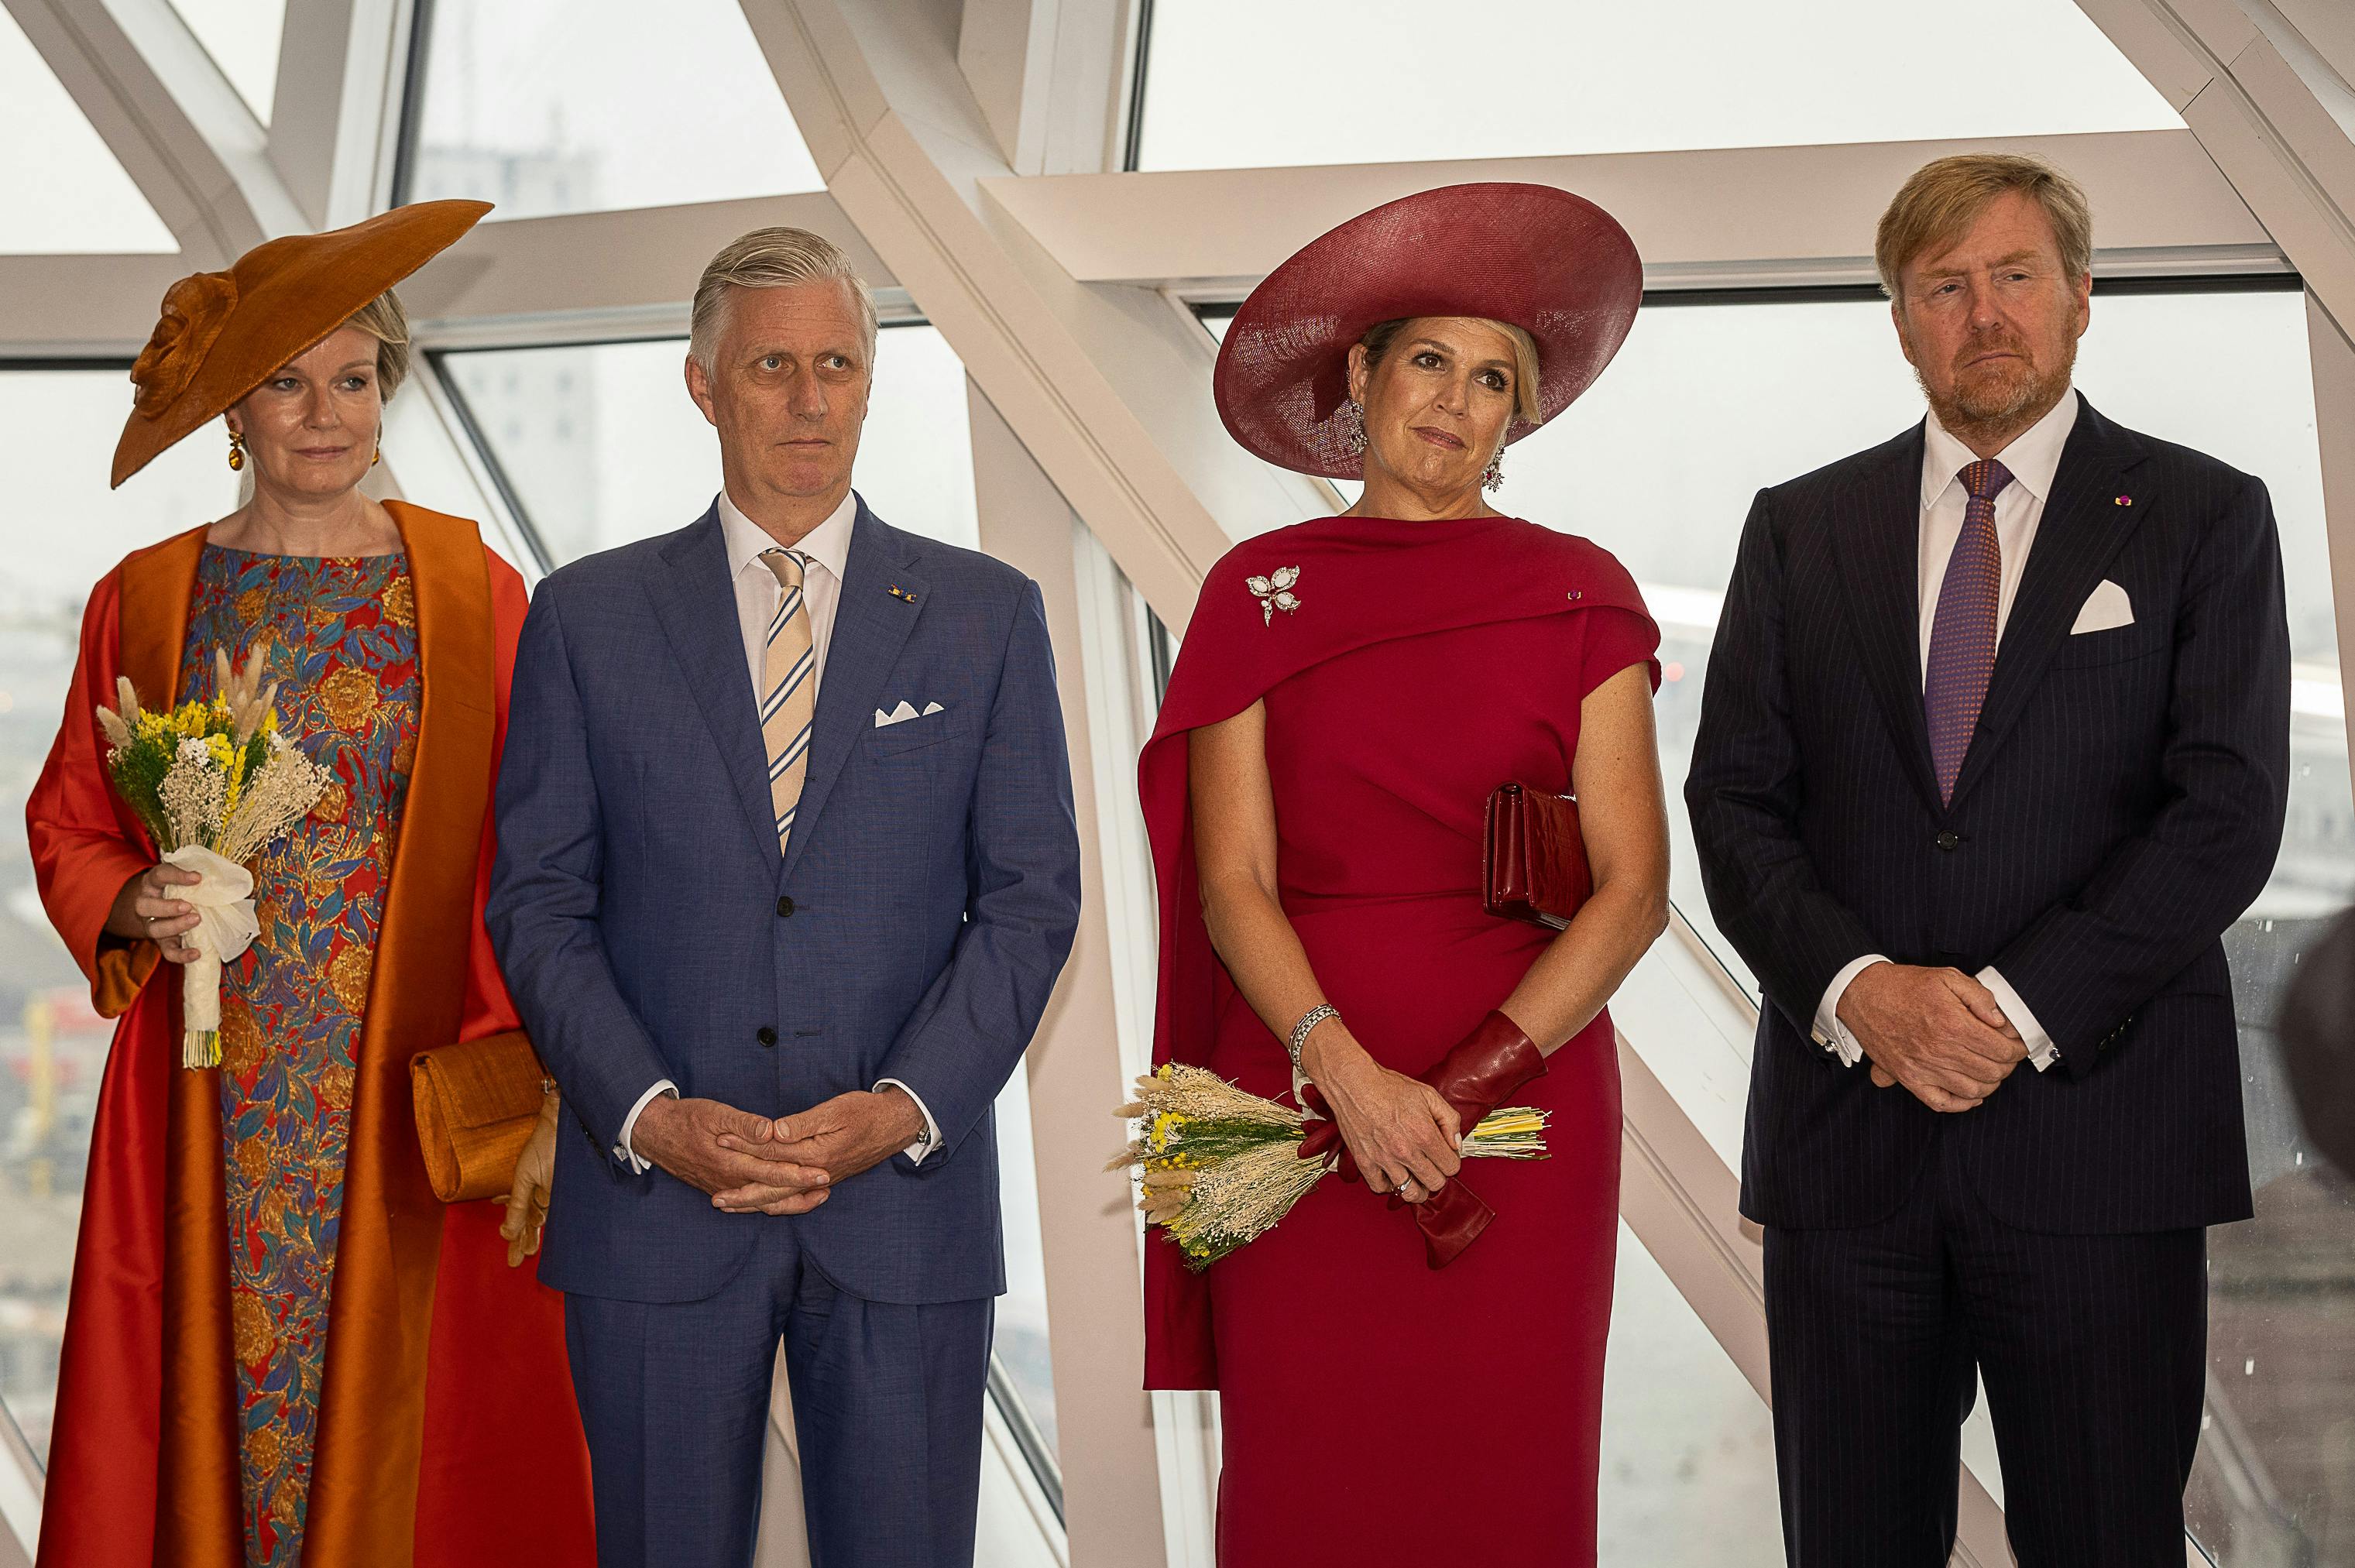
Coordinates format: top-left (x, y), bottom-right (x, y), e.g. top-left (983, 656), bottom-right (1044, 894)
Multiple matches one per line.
top-left (26, 204), bottom-right (592, 1567)
top-left (1139, 184), bottom-right (1670, 1563)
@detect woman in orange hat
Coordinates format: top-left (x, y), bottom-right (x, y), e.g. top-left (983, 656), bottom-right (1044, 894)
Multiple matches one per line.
top-left (26, 203), bottom-right (594, 1568)
top-left (1138, 184), bottom-right (1670, 1563)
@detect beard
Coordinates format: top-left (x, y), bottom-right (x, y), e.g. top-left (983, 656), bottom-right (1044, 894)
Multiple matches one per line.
top-left (1913, 327), bottom-right (2077, 447)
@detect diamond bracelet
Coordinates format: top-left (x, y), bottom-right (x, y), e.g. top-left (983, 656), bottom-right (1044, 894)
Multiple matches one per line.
top-left (1287, 1004), bottom-right (1340, 1072)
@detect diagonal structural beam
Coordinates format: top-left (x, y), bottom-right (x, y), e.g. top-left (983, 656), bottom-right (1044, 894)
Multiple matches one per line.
top-left (5, 0), bottom-right (307, 262)
top-left (2077, 0), bottom-right (2355, 337)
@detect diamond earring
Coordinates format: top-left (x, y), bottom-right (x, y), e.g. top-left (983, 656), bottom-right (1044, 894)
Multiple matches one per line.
top-left (1342, 400), bottom-right (1367, 456)
top-left (1481, 447), bottom-right (1505, 493)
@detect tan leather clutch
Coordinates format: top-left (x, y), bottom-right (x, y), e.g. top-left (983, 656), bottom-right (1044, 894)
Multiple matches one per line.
top-left (410, 1029), bottom-right (547, 1203)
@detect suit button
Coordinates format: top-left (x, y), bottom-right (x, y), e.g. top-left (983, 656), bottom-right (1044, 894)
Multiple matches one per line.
top-left (756, 1026), bottom-right (778, 1047)
top-left (1934, 832), bottom-right (1960, 852)
top-left (776, 896), bottom-right (796, 918)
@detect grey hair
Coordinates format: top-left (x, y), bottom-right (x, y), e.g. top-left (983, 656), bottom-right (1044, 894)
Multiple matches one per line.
top-left (688, 226), bottom-right (878, 374)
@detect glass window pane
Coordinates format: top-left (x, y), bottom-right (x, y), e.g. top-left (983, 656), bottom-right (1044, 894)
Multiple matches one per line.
top-left (401, 0), bottom-right (822, 221)
top-left (0, 369), bottom-right (240, 1462)
top-left (991, 1070), bottom-right (1056, 1459)
top-left (441, 326), bottom-right (980, 565)
top-left (1136, 0), bottom-right (2179, 170)
top-left (1600, 1222), bottom-right (1780, 1555)
top-left (0, 8), bottom-right (177, 253)
top-left (166, 0), bottom-right (282, 123)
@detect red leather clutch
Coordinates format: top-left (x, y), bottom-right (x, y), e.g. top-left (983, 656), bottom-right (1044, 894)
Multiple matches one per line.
top-left (1483, 782), bottom-right (1592, 931)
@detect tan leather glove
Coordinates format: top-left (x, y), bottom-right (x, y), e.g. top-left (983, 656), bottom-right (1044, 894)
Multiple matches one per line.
top-left (499, 1089), bottom-right (561, 1268)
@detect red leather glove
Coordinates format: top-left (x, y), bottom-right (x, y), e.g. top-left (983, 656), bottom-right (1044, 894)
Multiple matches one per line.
top-left (1423, 1010), bottom-right (1548, 1134)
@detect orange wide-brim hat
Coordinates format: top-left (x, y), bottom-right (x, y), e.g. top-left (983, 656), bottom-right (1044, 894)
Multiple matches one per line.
top-left (111, 199), bottom-right (492, 489)
top-left (1212, 182), bottom-right (1643, 479)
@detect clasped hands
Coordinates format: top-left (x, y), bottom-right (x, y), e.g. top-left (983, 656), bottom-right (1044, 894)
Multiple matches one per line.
top-left (1299, 1026), bottom-right (1461, 1203)
top-left (1838, 962), bottom-right (2028, 1113)
top-left (633, 1086), bottom-right (927, 1214)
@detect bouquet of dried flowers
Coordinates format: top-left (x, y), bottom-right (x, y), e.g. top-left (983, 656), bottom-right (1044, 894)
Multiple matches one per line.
top-left (1113, 1062), bottom-right (1550, 1270)
top-left (97, 650), bottom-right (331, 1067)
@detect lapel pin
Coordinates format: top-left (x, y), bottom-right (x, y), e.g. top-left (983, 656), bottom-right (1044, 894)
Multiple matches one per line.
top-left (1567, 589), bottom-right (1584, 602)
top-left (887, 584), bottom-right (918, 602)
top-left (2113, 495), bottom-right (2133, 507)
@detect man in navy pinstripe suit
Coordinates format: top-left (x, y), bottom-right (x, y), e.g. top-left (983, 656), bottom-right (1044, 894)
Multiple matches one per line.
top-left (1689, 155), bottom-right (2290, 1564)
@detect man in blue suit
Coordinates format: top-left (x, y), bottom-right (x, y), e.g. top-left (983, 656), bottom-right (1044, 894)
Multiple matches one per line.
top-left (488, 227), bottom-right (1082, 1568)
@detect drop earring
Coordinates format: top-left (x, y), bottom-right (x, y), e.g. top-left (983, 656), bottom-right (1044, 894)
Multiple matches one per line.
top-left (370, 442), bottom-right (381, 468)
top-left (227, 430), bottom-right (245, 472)
top-left (1481, 446), bottom-right (1505, 494)
top-left (1342, 400), bottom-right (1367, 456)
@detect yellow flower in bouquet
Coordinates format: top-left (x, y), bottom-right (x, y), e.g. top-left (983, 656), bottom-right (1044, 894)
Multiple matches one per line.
top-left (97, 648), bottom-right (331, 1068)
top-left (1112, 1063), bottom-right (1550, 1270)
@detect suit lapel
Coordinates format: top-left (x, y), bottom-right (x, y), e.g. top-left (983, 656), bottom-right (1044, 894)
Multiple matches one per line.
top-left (1946, 400), bottom-right (2149, 808)
top-left (1831, 425), bottom-right (1942, 815)
top-left (781, 502), bottom-right (927, 884)
top-left (648, 510), bottom-right (781, 866)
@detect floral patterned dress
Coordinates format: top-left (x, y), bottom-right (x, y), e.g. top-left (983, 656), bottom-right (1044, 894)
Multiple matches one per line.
top-left (178, 547), bottom-right (419, 1568)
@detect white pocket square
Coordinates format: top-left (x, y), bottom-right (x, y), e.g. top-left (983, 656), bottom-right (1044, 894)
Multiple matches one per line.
top-left (2071, 579), bottom-right (2134, 635)
top-left (873, 700), bottom-right (947, 729)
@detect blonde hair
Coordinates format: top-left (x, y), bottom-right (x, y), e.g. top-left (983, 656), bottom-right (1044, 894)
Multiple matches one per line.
top-left (1876, 153), bottom-right (2094, 300)
top-left (344, 289), bottom-right (411, 400)
top-left (1359, 316), bottom-right (1543, 424)
top-left (690, 226), bottom-right (878, 374)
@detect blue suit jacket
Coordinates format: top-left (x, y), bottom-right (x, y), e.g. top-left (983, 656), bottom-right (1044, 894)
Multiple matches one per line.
top-left (488, 497), bottom-right (1081, 1304)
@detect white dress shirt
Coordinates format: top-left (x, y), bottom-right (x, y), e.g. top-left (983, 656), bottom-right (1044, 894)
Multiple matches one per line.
top-left (1813, 389), bottom-right (2080, 1075)
top-left (613, 488), bottom-right (943, 1171)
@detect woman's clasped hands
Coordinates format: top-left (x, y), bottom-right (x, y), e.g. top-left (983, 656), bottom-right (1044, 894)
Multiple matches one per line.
top-left (1300, 1025), bottom-right (1461, 1206)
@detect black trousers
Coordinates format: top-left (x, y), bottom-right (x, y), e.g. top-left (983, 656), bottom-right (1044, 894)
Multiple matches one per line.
top-left (1763, 1125), bottom-right (2208, 1566)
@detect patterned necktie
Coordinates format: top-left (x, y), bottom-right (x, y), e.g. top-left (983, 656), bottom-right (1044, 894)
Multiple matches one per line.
top-left (1924, 458), bottom-right (2013, 805)
top-left (759, 548), bottom-right (817, 854)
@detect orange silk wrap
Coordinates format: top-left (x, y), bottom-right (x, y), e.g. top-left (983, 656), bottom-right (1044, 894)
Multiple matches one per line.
top-left (26, 503), bottom-right (594, 1566)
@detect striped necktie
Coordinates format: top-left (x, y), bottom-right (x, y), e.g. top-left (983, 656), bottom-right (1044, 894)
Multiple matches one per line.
top-left (759, 548), bottom-right (817, 854)
top-left (1924, 458), bottom-right (2013, 805)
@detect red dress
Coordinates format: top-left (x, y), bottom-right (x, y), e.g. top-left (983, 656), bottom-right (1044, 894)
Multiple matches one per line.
top-left (1140, 515), bottom-right (1659, 1565)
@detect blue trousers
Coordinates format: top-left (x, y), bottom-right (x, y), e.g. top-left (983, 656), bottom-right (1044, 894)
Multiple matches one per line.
top-left (564, 1216), bottom-right (994, 1568)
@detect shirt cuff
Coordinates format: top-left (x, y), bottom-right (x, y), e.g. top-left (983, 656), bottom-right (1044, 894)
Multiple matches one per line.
top-left (1814, 955), bottom-right (1891, 1067)
top-left (615, 1080), bottom-right (678, 1172)
top-left (1976, 966), bottom-right (2059, 1071)
top-left (874, 1078), bottom-right (941, 1165)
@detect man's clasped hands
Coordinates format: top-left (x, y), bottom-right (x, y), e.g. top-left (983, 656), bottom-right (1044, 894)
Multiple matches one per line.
top-left (1838, 962), bottom-right (2031, 1114)
top-left (630, 1086), bottom-right (929, 1214)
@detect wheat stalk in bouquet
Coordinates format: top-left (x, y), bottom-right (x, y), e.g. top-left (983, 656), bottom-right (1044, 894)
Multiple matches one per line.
top-left (97, 649), bottom-right (332, 1067)
top-left (1111, 1062), bottom-right (1550, 1270)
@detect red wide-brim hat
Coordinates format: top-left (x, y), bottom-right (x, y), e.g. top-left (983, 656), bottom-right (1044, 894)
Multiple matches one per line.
top-left (111, 199), bottom-right (491, 488)
top-left (1213, 182), bottom-right (1643, 480)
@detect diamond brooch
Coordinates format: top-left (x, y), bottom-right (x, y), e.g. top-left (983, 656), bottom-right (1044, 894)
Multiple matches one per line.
top-left (1246, 565), bottom-right (1302, 626)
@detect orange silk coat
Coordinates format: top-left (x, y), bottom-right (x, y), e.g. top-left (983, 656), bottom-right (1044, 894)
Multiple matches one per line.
top-left (26, 503), bottom-right (595, 1567)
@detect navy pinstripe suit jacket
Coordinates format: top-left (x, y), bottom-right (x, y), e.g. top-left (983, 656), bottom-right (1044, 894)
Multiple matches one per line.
top-left (1687, 398), bottom-right (2288, 1235)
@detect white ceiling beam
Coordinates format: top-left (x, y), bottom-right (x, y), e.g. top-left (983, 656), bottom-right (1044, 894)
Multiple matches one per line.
top-left (6, 0), bottom-right (307, 260)
top-left (266, 0), bottom-right (408, 230)
top-left (983, 129), bottom-right (2276, 291)
top-left (2078, 0), bottom-right (2355, 335)
top-left (956, 0), bottom-right (1129, 176)
top-left (0, 252), bottom-right (202, 352)
top-left (741, 0), bottom-right (1322, 630)
top-left (395, 191), bottom-right (898, 328)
